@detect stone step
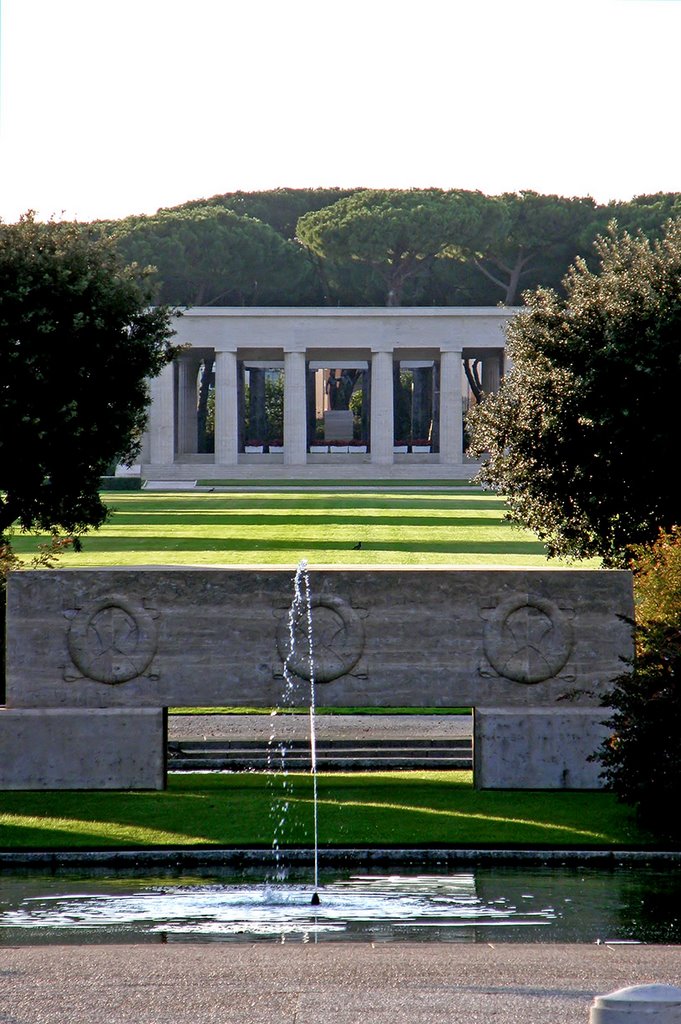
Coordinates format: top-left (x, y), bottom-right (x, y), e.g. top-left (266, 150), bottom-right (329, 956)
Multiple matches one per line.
top-left (169, 756), bottom-right (473, 772)
top-left (168, 738), bottom-right (472, 753)
top-left (167, 738), bottom-right (473, 772)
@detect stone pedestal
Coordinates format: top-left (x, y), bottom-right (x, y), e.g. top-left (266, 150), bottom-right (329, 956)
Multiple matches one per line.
top-left (474, 707), bottom-right (610, 789)
top-left (0, 709), bottom-right (165, 790)
top-left (591, 985), bottom-right (681, 1024)
top-left (324, 410), bottom-right (354, 442)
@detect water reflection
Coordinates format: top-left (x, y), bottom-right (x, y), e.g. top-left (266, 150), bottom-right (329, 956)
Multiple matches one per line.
top-left (0, 866), bottom-right (679, 945)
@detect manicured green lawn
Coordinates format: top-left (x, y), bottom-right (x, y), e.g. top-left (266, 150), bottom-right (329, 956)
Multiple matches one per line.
top-left (0, 772), bottom-right (650, 850)
top-left (8, 489), bottom-right (597, 568)
top-left (4, 488), bottom-right (611, 854)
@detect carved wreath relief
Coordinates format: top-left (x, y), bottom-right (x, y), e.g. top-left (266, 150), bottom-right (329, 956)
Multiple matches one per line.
top-left (275, 594), bottom-right (365, 682)
top-left (480, 593), bottom-right (574, 684)
top-left (65, 595), bottom-right (159, 684)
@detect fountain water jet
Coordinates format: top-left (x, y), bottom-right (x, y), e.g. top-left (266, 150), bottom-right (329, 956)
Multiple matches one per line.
top-left (277, 559), bottom-right (321, 905)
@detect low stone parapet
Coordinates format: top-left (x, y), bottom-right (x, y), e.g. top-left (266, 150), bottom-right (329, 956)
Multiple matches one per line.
top-left (0, 708), bottom-right (165, 789)
top-left (474, 707), bottom-right (610, 789)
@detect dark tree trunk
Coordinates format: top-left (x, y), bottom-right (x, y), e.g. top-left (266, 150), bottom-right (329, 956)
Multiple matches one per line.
top-left (504, 254), bottom-right (526, 306)
top-left (464, 358), bottom-right (483, 404)
top-left (197, 358), bottom-right (215, 453)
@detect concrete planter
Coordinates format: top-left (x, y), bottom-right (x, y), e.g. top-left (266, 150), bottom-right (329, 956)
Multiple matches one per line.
top-left (393, 445), bottom-right (409, 454)
top-left (309, 445), bottom-right (328, 453)
top-left (268, 445), bottom-right (284, 454)
top-left (411, 445), bottom-right (431, 453)
top-left (244, 446), bottom-right (264, 454)
top-left (329, 445), bottom-right (349, 454)
top-left (349, 445), bottom-right (368, 454)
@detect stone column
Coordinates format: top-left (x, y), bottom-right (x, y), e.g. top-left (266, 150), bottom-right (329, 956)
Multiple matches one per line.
top-left (482, 352), bottom-right (502, 396)
top-left (214, 350), bottom-right (238, 465)
top-left (284, 349), bottom-right (307, 465)
top-left (370, 349), bottom-right (394, 465)
top-left (148, 359), bottom-right (175, 465)
top-left (176, 355), bottom-right (199, 455)
top-left (439, 347), bottom-right (463, 464)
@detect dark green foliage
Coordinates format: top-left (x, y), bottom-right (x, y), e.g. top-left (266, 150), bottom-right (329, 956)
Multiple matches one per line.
top-left (595, 528), bottom-right (681, 838)
top-left (468, 220), bottom-right (681, 564)
top-left (463, 191), bottom-right (601, 305)
top-left (95, 188), bottom-right (679, 309)
top-left (603, 192), bottom-right (681, 242)
top-left (244, 372), bottom-right (284, 445)
top-left (177, 187), bottom-right (361, 239)
top-left (297, 188), bottom-right (499, 306)
top-left (0, 215), bottom-right (176, 538)
top-left (111, 206), bottom-right (321, 306)
top-left (99, 476), bottom-right (144, 491)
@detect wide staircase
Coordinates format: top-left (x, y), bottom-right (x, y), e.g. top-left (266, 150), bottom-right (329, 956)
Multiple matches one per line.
top-left (168, 736), bottom-right (472, 771)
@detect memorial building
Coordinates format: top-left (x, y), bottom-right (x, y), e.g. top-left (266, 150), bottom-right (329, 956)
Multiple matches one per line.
top-left (140, 306), bottom-right (514, 482)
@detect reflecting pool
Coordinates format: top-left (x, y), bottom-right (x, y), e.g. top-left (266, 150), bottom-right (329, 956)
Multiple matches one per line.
top-left (1, 864), bottom-right (680, 944)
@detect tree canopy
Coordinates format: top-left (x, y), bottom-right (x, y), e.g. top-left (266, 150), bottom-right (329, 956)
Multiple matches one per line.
top-left (177, 187), bottom-right (361, 240)
top-left (110, 206), bottom-right (321, 306)
top-left (0, 215), bottom-right (176, 539)
top-left (83, 187), bottom-right (680, 308)
top-left (462, 191), bottom-right (599, 305)
top-left (296, 188), bottom-right (500, 306)
top-left (467, 219), bottom-right (681, 565)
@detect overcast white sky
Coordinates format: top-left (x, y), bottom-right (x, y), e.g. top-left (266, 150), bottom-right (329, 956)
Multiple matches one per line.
top-left (0, 0), bottom-right (679, 223)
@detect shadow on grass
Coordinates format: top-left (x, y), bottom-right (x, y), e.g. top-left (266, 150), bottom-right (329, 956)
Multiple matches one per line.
top-left (101, 513), bottom-right (509, 528)
top-left (0, 774), bottom-right (646, 849)
top-left (12, 536), bottom-right (548, 555)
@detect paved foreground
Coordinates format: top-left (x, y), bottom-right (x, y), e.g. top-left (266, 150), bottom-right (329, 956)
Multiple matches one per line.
top-left (1, 943), bottom-right (679, 1024)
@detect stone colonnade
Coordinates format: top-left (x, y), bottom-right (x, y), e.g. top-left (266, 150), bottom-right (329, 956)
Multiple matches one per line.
top-left (143, 307), bottom-right (513, 476)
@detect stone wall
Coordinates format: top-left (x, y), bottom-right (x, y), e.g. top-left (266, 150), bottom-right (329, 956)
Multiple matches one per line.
top-left (6, 568), bottom-right (632, 710)
top-left (2, 567), bottom-right (633, 790)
